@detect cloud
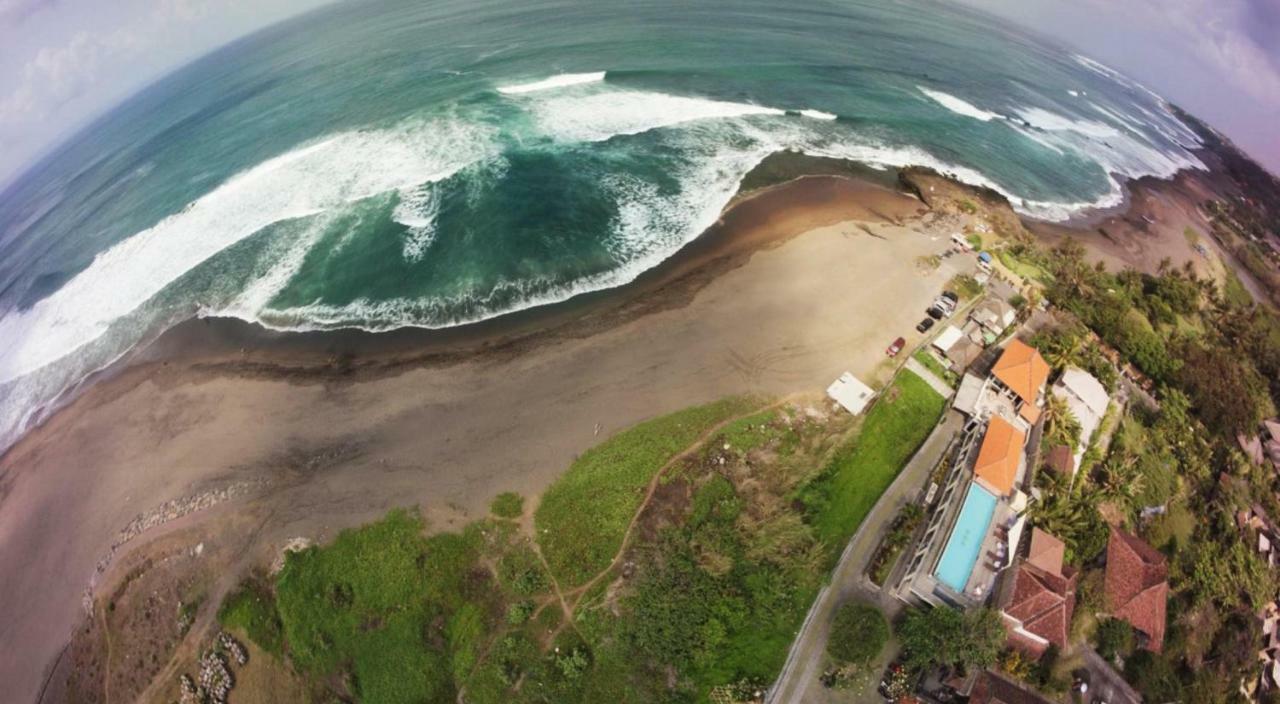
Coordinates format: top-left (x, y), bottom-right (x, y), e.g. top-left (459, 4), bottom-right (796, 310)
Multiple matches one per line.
top-left (0, 2), bottom-right (213, 126)
top-left (0, 0), bottom-right (55, 25)
top-left (1108, 0), bottom-right (1280, 106)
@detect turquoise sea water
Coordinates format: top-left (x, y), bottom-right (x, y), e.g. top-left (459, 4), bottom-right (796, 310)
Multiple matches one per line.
top-left (0, 0), bottom-right (1205, 451)
top-left (935, 482), bottom-right (998, 593)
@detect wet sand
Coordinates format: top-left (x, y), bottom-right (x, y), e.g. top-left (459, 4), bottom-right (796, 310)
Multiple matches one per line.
top-left (2, 160), bottom-right (1251, 702)
top-left (1, 174), bottom-right (971, 703)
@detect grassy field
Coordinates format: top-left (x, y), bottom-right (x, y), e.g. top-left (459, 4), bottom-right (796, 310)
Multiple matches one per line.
top-left (534, 396), bottom-right (763, 587)
top-left (912, 349), bottom-right (957, 387)
top-left (1222, 267), bottom-right (1254, 307)
top-left (800, 369), bottom-right (945, 558)
top-left (212, 385), bottom-right (946, 703)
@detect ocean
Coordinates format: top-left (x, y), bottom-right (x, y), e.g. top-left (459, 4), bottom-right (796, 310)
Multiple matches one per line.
top-left (0, 0), bottom-right (1205, 453)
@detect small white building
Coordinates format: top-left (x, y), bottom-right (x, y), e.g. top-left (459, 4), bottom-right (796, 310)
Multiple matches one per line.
top-left (1051, 367), bottom-right (1110, 470)
top-left (827, 372), bottom-right (875, 415)
top-left (933, 325), bottom-right (965, 355)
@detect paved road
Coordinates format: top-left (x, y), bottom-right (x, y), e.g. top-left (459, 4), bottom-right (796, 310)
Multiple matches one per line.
top-left (904, 356), bottom-right (955, 398)
top-left (768, 409), bottom-right (965, 704)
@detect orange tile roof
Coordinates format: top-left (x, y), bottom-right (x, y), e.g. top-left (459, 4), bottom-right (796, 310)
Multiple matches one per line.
top-left (1019, 403), bottom-right (1041, 424)
top-left (974, 416), bottom-right (1025, 496)
top-left (992, 340), bottom-right (1050, 405)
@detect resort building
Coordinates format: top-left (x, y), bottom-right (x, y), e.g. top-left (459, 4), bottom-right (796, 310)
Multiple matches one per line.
top-left (974, 416), bottom-right (1025, 498)
top-left (895, 339), bottom-right (1050, 610)
top-left (997, 529), bottom-right (1077, 658)
top-left (989, 339), bottom-right (1050, 426)
top-left (1104, 529), bottom-right (1169, 652)
top-left (1051, 367), bottom-right (1110, 473)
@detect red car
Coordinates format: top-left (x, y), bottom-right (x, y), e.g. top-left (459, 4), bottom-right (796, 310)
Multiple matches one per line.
top-left (886, 337), bottom-right (906, 357)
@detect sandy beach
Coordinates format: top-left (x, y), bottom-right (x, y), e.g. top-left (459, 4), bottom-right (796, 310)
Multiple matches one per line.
top-left (0, 160), bottom-right (1250, 703)
top-left (1, 173), bottom-right (976, 703)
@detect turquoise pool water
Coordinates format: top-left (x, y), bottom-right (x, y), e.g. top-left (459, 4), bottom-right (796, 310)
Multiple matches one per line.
top-left (935, 483), bottom-right (998, 593)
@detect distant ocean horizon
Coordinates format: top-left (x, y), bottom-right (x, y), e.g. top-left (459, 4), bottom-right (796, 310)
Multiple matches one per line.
top-left (0, 0), bottom-right (1206, 453)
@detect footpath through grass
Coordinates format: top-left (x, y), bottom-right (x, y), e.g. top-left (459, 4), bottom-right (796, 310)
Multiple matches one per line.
top-left (799, 369), bottom-right (945, 561)
top-left (534, 396), bottom-right (762, 587)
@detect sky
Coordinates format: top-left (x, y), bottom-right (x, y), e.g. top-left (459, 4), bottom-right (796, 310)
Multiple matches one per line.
top-left (954, 0), bottom-right (1280, 173)
top-left (0, 0), bottom-right (331, 187)
top-left (0, 0), bottom-right (1278, 188)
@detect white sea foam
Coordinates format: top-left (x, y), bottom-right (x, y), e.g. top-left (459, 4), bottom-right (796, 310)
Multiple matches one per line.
top-left (0, 118), bottom-right (498, 383)
top-left (1015, 107), bottom-right (1119, 138)
top-left (496, 71), bottom-right (606, 94)
top-left (798, 109), bottom-right (837, 121)
top-left (525, 88), bottom-right (786, 143)
top-left (918, 87), bottom-right (1003, 122)
top-left (394, 185), bottom-right (442, 262)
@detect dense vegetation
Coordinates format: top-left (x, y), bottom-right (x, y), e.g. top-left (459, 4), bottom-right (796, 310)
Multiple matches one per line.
top-left (215, 372), bottom-right (944, 703)
top-left (827, 602), bottom-right (890, 665)
top-left (534, 397), bottom-right (761, 587)
top-left (998, 227), bottom-right (1280, 701)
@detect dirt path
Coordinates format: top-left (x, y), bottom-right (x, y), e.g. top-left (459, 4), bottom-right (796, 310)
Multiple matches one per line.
top-left (561, 395), bottom-right (797, 611)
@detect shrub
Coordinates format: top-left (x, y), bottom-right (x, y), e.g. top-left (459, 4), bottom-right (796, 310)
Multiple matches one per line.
top-left (1095, 618), bottom-right (1134, 661)
top-left (827, 602), bottom-right (888, 665)
top-left (217, 578), bottom-right (284, 656)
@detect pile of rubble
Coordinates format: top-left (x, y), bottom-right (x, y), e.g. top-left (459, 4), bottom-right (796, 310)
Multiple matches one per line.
top-left (83, 479), bottom-right (266, 614)
top-left (218, 631), bottom-right (248, 666)
top-left (176, 631), bottom-right (246, 704)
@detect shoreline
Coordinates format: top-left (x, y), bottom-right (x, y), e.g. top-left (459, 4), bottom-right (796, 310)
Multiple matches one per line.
top-left (1, 154), bottom-right (1251, 704)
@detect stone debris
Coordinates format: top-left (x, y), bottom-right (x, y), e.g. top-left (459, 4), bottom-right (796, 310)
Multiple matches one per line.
top-left (179, 674), bottom-right (198, 704)
top-left (270, 536), bottom-right (314, 574)
top-left (218, 630), bottom-right (248, 666)
top-left (197, 648), bottom-right (234, 704)
top-left (83, 479), bottom-right (264, 614)
top-left (174, 632), bottom-right (246, 703)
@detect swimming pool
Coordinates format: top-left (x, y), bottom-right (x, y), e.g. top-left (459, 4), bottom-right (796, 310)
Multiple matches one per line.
top-left (934, 482), bottom-right (998, 593)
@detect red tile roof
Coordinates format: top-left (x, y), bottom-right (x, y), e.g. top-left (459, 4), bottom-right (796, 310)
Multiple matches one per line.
top-left (1105, 528), bottom-right (1169, 652)
top-left (992, 339), bottom-right (1050, 405)
top-left (1044, 445), bottom-right (1075, 476)
top-left (1001, 530), bottom-right (1077, 656)
top-left (970, 670), bottom-right (1057, 704)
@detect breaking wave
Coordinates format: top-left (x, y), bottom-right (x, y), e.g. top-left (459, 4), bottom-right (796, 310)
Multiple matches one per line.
top-left (918, 86), bottom-right (1004, 122)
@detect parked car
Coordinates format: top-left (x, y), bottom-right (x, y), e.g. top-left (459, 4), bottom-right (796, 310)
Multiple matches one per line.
top-left (886, 337), bottom-right (906, 357)
top-left (941, 290), bottom-right (959, 303)
top-left (927, 305), bottom-right (944, 320)
top-left (916, 318), bottom-right (935, 333)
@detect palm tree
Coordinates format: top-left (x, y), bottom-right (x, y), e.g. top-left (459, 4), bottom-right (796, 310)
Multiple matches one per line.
top-left (1043, 393), bottom-right (1082, 451)
top-left (1025, 478), bottom-right (1096, 554)
top-left (1043, 334), bottom-right (1083, 372)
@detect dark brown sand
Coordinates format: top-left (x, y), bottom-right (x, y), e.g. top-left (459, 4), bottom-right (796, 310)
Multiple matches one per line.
top-left (1, 174), bottom-right (966, 703)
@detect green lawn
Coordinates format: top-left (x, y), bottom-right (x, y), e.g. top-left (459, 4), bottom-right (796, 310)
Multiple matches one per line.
top-left (912, 349), bottom-right (957, 387)
top-left (800, 370), bottom-right (945, 560)
top-left (997, 248), bottom-right (1050, 283)
top-left (1222, 267), bottom-right (1253, 307)
top-left (534, 396), bottom-right (763, 587)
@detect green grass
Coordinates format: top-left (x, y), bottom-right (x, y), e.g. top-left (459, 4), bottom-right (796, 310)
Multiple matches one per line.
top-left (997, 249), bottom-right (1050, 283)
top-left (800, 370), bottom-right (945, 557)
top-left (490, 492), bottom-right (524, 519)
top-left (274, 509), bottom-right (484, 704)
top-left (217, 578), bottom-right (284, 656)
top-left (912, 349), bottom-right (957, 387)
top-left (1222, 267), bottom-right (1253, 307)
top-left (534, 396), bottom-right (762, 587)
